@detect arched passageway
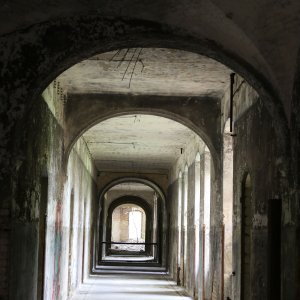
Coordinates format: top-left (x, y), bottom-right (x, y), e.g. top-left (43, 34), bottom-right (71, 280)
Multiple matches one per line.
top-left (101, 192), bottom-right (156, 263)
top-left (2, 43), bottom-right (294, 300)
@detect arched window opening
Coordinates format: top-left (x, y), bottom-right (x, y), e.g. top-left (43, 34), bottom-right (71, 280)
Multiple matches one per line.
top-left (203, 148), bottom-right (211, 281)
top-left (241, 173), bottom-right (252, 300)
top-left (111, 204), bottom-right (146, 253)
top-left (177, 170), bottom-right (183, 285)
top-left (182, 164), bottom-right (189, 286)
top-left (194, 153), bottom-right (201, 296)
top-left (68, 190), bottom-right (75, 295)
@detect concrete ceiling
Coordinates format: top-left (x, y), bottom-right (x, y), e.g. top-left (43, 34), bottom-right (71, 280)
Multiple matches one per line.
top-left (83, 114), bottom-right (199, 173)
top-left (58, 48), bottom-right (231, 97)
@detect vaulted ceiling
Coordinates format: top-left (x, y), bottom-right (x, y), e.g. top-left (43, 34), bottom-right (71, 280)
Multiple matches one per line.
top-left (83, 114), bottom-right (201, 173)
top-left (59, 48), bottom-right (227, 174)
top-left (58, 48), bottom-right (231, 98)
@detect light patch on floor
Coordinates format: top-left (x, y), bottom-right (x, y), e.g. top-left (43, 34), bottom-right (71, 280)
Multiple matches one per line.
top-left (70, 274), bottom-right (193, 300)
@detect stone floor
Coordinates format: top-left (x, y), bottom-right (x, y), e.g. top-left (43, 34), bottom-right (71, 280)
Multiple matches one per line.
top-left (102, 255), bottom-right (154, 261)
top-left (70, 274), bottom-right (192, 300)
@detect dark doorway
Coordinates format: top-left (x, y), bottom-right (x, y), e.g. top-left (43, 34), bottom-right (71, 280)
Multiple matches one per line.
top-left (37, 176), bottom-right (48, 300)
top-left (241, 174), bottom-right (252, 300)
top-left (268, 199), bottom-right (282, 300)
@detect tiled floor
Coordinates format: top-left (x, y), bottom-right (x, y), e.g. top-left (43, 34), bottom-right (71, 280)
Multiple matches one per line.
top-left (70, 274), bottom-right (192, 300)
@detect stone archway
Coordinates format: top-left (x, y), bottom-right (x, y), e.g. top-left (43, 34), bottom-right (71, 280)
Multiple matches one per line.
top-left (105, 196), bottom-right (153, 257)
top-left (0, 12), bottom-right (295, 300)
top-left (95, 177), bottom-right (167, 269)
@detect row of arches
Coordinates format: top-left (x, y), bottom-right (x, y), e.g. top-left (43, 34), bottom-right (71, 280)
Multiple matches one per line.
top-left (176, 149), bottom-right (212, 298)
top-left (0, 30), bottom-right (293, 299)
top-left (95, 179), bottom-right (167, 267)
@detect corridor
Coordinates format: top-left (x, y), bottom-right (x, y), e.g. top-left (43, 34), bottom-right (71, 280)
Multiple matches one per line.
top-left (70, 274), bottom-right (192, 300)
top-left (1, 28), bottom-right (297, 298)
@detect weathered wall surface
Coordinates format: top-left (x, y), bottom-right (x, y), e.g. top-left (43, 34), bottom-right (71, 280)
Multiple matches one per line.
top-left (5, 81), bottom-right (97, 300)
top-left (0, 193), bottom-right (10, 299)
top-left (8, 83), bottom-right (65, 300)
top-left (186, 163), bottom-right (196, 296)
top-left (232, 99), bottom-right (281, 300)
top-left (291, 58), bottom-right (300, 299)
top-left (167, 179), bottom-right (178, 281)
top-left (221, 74), bottom-right (259, 131)
top-left (220, 76), bottom-right (259, 300)
top-left (62, 137), bottom-right (97, 299)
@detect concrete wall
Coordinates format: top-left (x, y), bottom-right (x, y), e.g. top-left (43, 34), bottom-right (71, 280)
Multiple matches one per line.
top-left (231, 97), bottom-right (287, 300)
top-left (221, 77), bottom-right (290, 299)
top-left (220, 75), bottom-right (259, 300)
top-left (7, 81), bottom-right (97, 300)
top-left (61, 138), bottom-right (97, 299)
top-left (8, 82), bottom-right (65, 300)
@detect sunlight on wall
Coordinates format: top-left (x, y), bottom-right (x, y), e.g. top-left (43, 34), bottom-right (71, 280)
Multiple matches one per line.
top-left (194, 153), bottom-right (201, 285)
top-left (177, 171), bottom-right (183, 266)
top-left (129, 210), bottom-right (143, 241)
top-left (204, 150), bottom-right (211, 279)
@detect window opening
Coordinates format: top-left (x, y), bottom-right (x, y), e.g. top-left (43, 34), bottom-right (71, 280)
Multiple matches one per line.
top-left (111, 204), bottom-right (146, 253)
top-left (177, 171), bottom-right (183, 285)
